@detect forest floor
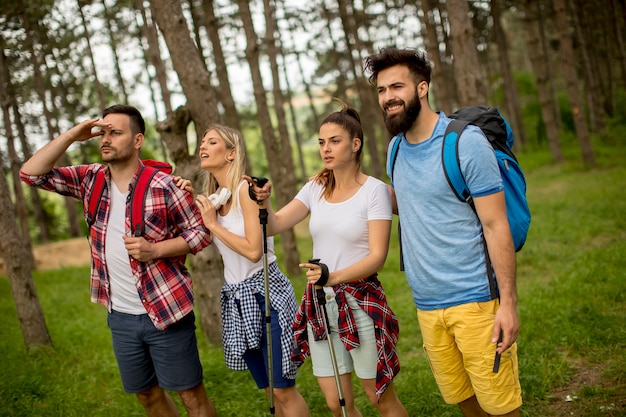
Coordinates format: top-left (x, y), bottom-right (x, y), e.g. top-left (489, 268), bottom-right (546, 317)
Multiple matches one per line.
top-left (1, 238), bottom-right (622, 416)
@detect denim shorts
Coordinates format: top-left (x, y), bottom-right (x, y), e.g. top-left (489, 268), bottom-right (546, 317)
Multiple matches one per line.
top-left (308, 292), bottom-right (377, 379)
top-left (108, 310), bottom-right (204, 393)
top-left (242, 293), bottom-right (295, 389)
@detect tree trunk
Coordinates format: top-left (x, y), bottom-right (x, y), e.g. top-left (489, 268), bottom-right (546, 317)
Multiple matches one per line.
top-left (491, 0), bottom-right (527, 148)
top-left (262, 0), bottom-right (301, 275)
top-left (136, 0), bottom-right (172, 114)
top-left (77, 1), bottom-right (106, 110)
top-left (102, 0), bottom-right (128, 102)
top-left (521, 0), bottom-right (565, 162)
top-left (201, 0), bottom-right (243, 134)
top-left (552, 0), bottom-right (596, 167)
top-left (149, 0), bottom-right (225, 345)
top-left (337, 0), bottom-right (383, 177)
top-left (155, 107), bottom-right (225, 345)
top-left (22, 14), bottom-right (82, 238)
top-left (0, 50), bottom-right (35, 271)
top-left (237, 0), bottom-right (301, 276)
top-left (445, 0), bottom-right (486, 106)
top-left (0, 157), bottom-right (52, 349)
top-left (418, 0), bottom-right (455, 113)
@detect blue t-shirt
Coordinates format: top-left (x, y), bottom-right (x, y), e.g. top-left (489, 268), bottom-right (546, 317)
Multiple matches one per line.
top-left (388, 113), bottom-right (503, 310)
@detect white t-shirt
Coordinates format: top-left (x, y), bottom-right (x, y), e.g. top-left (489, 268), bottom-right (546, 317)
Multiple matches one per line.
top-left (106, 183), bottom-right (146, 314)
top-left (214, 182), bottom-right (277, 285)
top-left (295, 176), bottom-right (391, 290)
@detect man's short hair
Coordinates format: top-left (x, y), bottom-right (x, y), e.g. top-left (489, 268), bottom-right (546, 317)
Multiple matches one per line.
top-left (102, 104), bottom-right (145, 136)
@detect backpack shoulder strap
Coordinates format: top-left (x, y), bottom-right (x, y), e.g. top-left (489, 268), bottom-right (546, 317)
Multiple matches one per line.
top-left (86, 169), bottom-right (106, 228)
top-left (387, 134), bottom-right (402, 183)
top-left (442, 119), bottom-right (473, 205)
top-left (130, 166), bottom-right (160, 237)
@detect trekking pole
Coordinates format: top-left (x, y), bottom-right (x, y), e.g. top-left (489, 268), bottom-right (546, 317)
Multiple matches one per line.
top-left (249, 177), bottom-right (275, 415)
top-left (309, 264), bottom-right (348, 417)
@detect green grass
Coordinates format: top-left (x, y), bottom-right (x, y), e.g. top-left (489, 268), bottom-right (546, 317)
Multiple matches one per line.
top-left (1, 142), bottom-right (625, 416)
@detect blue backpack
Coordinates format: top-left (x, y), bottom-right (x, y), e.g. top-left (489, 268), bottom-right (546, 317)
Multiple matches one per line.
top-left (388, 105), bottom-right (530, 252)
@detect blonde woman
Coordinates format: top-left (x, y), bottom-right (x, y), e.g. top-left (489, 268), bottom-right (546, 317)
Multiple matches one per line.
top-left (195, 125), bottom-right (309, 417)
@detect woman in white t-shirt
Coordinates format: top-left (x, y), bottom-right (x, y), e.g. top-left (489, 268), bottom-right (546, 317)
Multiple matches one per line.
top-left (249, 105), bottom-right (408, 417)
top-left (195, 125), bottom-right (309, 417)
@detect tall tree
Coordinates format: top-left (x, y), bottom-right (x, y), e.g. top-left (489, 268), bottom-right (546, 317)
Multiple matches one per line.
top-left (201, 0), bottom-right (243, 133)
top-left (417, 0), bottom-right (456, 113)
top-left (337, 0), bottom-right (383, 177)
top-left (0, 155), bottom-right (52, 350)
top-left (521, 0), bottom-right (565, 162)
top-left (491, 0), bottom-right (527, 148)
top-left (136, 0), bottom-right (172, 115)
top-left (445, 0), bottom-right (487, 106)
top-left (77, 0), bottom-right (106, 109)
top-left (552, 0), bottom-right (596, 167)
top-left (236, 0), bottom-right (301, 275)
top-left (102, 0), bottom-right (129, 102)
top-left (0, 49), bottom-right (35, 271)
top-left (149, 0), bottom-right (225, 344)
top-left (21, 11), bottom-right (83, 238)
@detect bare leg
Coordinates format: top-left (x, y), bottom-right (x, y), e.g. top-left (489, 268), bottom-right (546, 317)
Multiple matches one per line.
top-left (136, 385), bottom-right (181, 417)
top-left (317, 374), bottom-right (362, 417)
top-left (176, 382), bottom-right (217, 417)
top-left (264, 386), bottom-right (310, 417)
top-left (359, 379), bottom-right (408, 417)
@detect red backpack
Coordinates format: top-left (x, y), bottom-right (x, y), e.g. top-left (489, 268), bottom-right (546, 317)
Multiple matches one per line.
top-left (86, 160), bottom-right (173, 236)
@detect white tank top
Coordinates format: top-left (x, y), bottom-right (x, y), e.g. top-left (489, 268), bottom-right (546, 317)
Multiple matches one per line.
top-left (213, 182), bottom-right (277, 285)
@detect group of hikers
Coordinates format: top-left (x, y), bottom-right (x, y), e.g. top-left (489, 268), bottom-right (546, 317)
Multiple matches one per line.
top-left (20, 47), bottom-right (522, 417)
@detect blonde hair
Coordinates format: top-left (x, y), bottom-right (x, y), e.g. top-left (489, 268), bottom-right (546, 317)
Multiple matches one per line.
top-left (201, 124), bottom-right (247, 208)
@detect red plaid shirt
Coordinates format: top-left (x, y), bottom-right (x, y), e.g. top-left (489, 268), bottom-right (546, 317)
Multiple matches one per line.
top-left (20, 162), bottom-right (211, 330)
top-left (292, 275), bottom-right (401, 401)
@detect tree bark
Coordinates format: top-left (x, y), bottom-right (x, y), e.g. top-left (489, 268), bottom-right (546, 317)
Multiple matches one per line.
top-left (337, 0), bottom-right (383, 177)
top-left (446, 0), bottom-right (486, 106)
top-left (418, 0), bottom-right (456, 113)
top-left (553, 0), bottom-right (596, 167)
top-left (521, 0), bottom-right (565, 162)
top-left (491, 0), bottom-right (527, 148)
top-left (0, 50), bottom-right (35, 271)
top-left (0, 157), bottom-right (52, 349)
top-left (149, 0), bottom-right (225, 345)
top-left (236, 0), bottom-right (301, 276)
top-left (262, 0), bottom-right (301, 275)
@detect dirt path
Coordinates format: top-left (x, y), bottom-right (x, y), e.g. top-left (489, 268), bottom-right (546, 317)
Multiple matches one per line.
top-left (0, 237), bottom-right (91, 274)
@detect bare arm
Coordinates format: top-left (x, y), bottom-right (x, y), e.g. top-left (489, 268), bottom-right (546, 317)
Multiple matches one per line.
top-left (21, 118), bottom-right (106, 175)
top-left (474, 191), bottom-right (519, 354)
top-left (387, 183), bottom-right (398, 215)
top-left (243, 175), bottom-right (309, 236)
top-left (197, 182), bottom-right (264, 263)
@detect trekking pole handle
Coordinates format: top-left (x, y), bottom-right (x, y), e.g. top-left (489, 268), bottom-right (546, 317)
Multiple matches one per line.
top-left (248, 176), bottom-right (268, 205)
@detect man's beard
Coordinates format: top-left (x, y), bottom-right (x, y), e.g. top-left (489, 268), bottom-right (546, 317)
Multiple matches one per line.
top-left (383, 92), bottom-right (421, 136)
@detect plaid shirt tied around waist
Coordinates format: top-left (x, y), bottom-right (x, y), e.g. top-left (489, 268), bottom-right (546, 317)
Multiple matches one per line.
top-left (220, 262), bottom-right (299, 379)
top-left (292, 275), bottom-right (401, 401)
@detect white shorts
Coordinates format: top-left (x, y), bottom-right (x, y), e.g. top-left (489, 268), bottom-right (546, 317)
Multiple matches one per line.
top-left (308, 292), bottom-right (377, 379)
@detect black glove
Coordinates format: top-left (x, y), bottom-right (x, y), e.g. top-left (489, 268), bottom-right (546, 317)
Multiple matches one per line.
top-left (248, 176), bottom-right (268, 203)
top-left (308, 258), bottom-right (330, 286)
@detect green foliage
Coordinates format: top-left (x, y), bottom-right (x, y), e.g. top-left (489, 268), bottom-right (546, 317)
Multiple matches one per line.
top-left (2, 139), bottom-right (625, 416)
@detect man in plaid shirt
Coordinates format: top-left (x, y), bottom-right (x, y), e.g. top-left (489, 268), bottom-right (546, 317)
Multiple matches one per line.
top-left (20, 104), bottom-right (216, 417)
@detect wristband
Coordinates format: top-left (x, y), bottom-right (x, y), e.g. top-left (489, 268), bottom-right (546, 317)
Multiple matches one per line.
top-left (308, 258), bottom-right (330, 286)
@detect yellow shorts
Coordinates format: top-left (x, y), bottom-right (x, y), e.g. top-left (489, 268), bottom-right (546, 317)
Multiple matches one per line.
top-left (417, 299), bottom-right (522, 415)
